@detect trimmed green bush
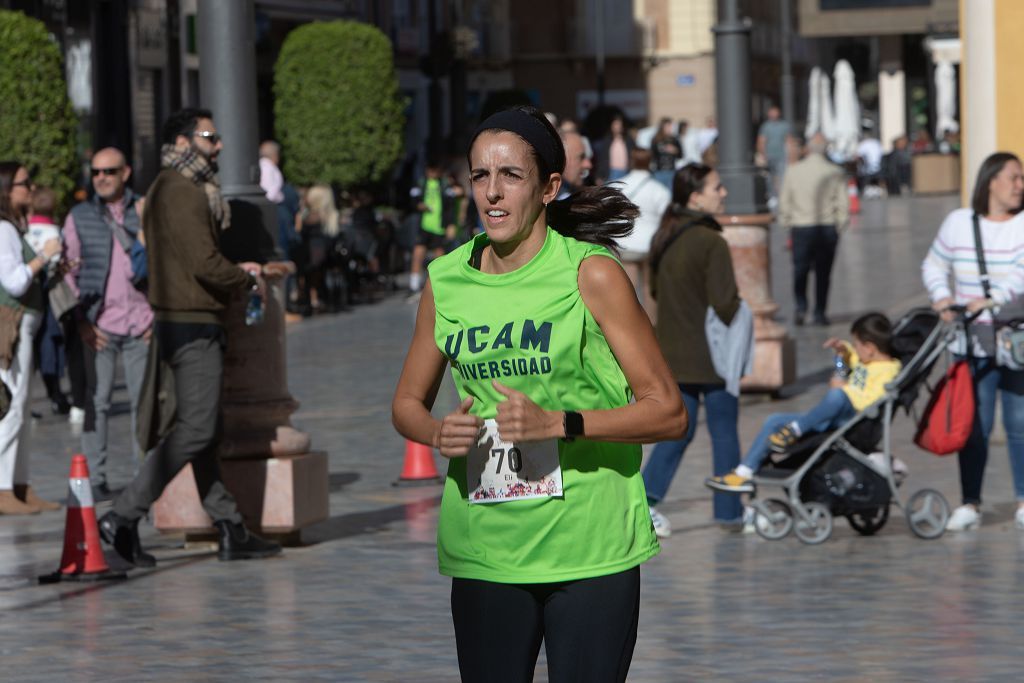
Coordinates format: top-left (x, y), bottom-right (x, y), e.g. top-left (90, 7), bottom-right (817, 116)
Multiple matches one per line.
top-left (0, 10), bottom-right (78, 206)
top-left (274, 21), bottom-right (405, 187)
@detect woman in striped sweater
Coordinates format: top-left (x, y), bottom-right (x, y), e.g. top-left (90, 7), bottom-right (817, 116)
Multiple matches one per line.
top-left (921, 151), bottom-right (1024, 531)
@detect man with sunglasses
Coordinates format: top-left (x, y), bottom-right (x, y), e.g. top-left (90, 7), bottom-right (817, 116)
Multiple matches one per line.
top-left (98, 108), bottom-right (281, 566)
top-left (63, 147), bottom-right (152, 498)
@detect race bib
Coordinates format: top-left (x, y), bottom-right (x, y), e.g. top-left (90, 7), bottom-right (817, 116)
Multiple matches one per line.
top-left (467, 418), bottom-right (563, 503)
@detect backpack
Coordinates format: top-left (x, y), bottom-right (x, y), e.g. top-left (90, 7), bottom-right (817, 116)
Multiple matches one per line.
top-left (914, 360), bottom-right (975, 455)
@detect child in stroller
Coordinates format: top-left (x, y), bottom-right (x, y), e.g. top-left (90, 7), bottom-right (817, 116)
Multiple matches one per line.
top-left (707, 312), bottom-right (901, 494)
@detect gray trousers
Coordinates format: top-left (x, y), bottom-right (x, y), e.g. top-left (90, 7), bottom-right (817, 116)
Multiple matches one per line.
top-left (113, 335), bottom-right (242, 524)
top-left (82, 331), bottom-right (148, 484)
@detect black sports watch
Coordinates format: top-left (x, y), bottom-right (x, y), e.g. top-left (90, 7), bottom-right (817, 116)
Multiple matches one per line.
top-left (563, 411), bottom-right (584, 441)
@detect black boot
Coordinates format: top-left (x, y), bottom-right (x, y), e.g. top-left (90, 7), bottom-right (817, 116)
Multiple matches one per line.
top-left (214, 520), bottom-right (282, 561)
top-left (98, 511), bottom-right (157, 568)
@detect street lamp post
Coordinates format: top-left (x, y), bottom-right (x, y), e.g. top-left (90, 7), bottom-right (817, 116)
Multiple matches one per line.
top-left (780, 0), bottom-right (795, 125)
top-left (713, 0), bottom-right (767, 215)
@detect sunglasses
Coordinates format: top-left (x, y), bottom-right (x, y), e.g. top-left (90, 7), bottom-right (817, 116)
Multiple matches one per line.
top-left (11, 179), bottom-right (33, 188)
top-left (193, 131), bottom-right (222, 144)
top-left (91, 167), bottom-right (123, 177)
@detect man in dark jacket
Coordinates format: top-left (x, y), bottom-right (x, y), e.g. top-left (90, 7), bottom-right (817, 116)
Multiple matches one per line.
top-left (99, 108), bottom-right (280, 565)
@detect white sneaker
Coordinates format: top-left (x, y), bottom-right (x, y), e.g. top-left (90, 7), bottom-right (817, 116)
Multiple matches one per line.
top-left (649, 506), bottom-right (671, 538)
top-left (946, 504), bottom-right (981, 531)
top-left (743, 505), bottom-right (756, 534)
top-left (68, 407), bottom-right (85, 425)
top-left (1015, 507), bottom-right (1024, 530)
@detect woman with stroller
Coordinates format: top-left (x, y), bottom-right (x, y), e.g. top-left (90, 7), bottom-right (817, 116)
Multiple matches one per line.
top-left (641, 163), bottom-right (744, 536)
top-left (706, 313), bottom-right (900, 493)
top-left (922, 151), bottom-right (1024, 531)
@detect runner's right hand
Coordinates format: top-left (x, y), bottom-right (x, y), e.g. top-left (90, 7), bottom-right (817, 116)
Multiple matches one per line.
top-left (435, 397), bottom-right (483, 458)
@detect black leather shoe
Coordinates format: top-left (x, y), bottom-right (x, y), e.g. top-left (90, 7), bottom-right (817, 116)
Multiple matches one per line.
top-left (813, 314), bottom-right (831, 326)
top-left (98, 511), bottom-right (157, 568)
top-left (215, 520), bottom-right (282, 561)
top-left (794, 311), bottom-right (805, 326)
top-left (50, 394), bottom-right (71, 415)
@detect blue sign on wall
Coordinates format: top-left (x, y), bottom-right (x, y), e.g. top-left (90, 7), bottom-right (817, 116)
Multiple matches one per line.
top-left (676, 74), bottom-right (696, 87)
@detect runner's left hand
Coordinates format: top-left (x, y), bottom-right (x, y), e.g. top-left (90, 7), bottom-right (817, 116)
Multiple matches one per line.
top-left (493, 381), bottom-right (560, 442)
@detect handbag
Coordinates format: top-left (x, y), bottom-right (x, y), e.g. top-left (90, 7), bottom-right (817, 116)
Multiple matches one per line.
top-left (972, 212), bottom-right (1024, 368)
top-left (47, 278), bottom-right (78, 321)
top-left (914, 359), bottom-right (975, 455)
top-left (997, 318), bottom-right (1024, 370)
top-left (0, 304), bottom-right (23, 370)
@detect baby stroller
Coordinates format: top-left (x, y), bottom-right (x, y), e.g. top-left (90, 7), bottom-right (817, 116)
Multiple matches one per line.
top-left (748, 307), bottom-right (955, 544)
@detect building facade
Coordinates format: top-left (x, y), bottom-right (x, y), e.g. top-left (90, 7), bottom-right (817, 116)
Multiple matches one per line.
top-left (796, 0), bottom-right (960, 151)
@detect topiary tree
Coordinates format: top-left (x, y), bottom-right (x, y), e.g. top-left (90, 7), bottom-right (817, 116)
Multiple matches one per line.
top-left (0, 10), bottom-right (78, 207)
top-left (274, 20), bottom-right (405, 187)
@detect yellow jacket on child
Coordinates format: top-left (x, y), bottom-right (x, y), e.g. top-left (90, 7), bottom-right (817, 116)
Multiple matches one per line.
top-left (842, 342), bottom-right (901, 411)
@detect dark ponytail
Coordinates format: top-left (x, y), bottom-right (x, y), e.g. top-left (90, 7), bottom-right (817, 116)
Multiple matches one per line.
top-left (648, 163), bottom-right (721, 277)
top-left (469, 105), bottom-right (638, 250)
top-left (546, 186), bottom-right (639, 250)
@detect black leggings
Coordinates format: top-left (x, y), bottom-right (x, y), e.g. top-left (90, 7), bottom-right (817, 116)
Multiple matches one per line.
top-left (451, 567), bottom-right (640, 683)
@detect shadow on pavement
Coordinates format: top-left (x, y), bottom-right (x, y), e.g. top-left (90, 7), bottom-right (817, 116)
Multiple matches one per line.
top-left (329, 471), bottom-right (360, 492)
top-left (303, 495), bottom-right (443, 545)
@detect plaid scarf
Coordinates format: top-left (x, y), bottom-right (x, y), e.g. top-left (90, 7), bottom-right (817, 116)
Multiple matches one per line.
top-left (160, 143), bottom-right (231, 230)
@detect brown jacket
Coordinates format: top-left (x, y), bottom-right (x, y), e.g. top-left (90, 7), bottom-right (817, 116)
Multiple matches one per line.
top-left (653, 219), bottom-right (740, 385)
top-left (143, 169), bottom-right (251, 324)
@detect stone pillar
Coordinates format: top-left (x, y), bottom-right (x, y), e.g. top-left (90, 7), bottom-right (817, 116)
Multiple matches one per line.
top-left (877, 36), bottom-right (905, 154)
top-left (151, 1), bottom-right (327, 539)
top-left (721, 213), bottom-right (795, 392)
top-left (712, 1), bottom-right (790, 391)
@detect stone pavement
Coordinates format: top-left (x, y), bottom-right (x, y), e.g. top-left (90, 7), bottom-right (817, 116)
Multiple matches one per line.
top-left (3, 194), bottom-right (1024, 681)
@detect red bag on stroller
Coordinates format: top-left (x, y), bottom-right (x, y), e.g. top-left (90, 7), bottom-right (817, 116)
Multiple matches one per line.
top-left (914, 360), bottom-right (975, 455)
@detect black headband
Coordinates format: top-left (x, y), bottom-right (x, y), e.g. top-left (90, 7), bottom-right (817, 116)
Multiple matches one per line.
top-left (470, 110), bottom-right (564, 174)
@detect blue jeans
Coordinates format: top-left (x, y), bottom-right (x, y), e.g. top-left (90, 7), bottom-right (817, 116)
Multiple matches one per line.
top-left (795, 388), bottom-right (856, 437)
top-left (741, 389), bottom-right (855, 472)
top-left (959, 358), bottom-right (1024, 504)
top-left (642, 384), bottom-right (741, 522)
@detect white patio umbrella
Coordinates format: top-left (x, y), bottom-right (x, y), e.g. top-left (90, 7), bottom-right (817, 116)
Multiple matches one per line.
top-left (934, 60), bottom-right (959, 140)
top-left (820, 71), bottom-right (836, 142)
top-left (832, 60), bottom-right (860, 162)
top-left (805, 67), bottom-right (821, 140)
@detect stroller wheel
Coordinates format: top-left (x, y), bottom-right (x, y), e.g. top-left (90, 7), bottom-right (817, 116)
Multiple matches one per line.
top-left (793, 502), bottom-right (833, 545)
top-left (846, 505), bottom-right (890, 536)
top-left (905, 488), bottom-right (950, 539)
top-left (753, 499), bottom-right (794, 540)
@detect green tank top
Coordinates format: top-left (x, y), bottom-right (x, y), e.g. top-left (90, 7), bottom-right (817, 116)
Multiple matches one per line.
top-left (428, 227), bottom-right (660, 584)
top-left (420, 178), bottom-right (444, 235)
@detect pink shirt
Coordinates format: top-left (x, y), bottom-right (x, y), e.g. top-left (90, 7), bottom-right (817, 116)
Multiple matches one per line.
top-left (62, 201), bottom-right (153, 337)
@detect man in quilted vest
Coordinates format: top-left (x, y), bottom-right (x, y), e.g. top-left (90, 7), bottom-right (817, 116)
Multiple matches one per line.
top-left (63, 147), bottom-right (151, 497)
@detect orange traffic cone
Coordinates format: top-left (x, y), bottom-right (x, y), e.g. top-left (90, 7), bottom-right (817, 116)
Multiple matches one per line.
top-left (39, 455), bottom-right (126, 583)
top-left (393, 440), bottom-right (442, 487)
top-left (847, 178), bottom-right (860, 215)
